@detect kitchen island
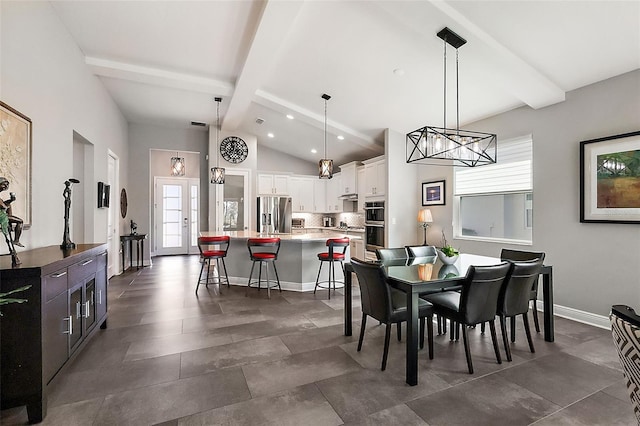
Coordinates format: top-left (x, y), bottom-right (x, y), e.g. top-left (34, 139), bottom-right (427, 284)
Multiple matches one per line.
top-left (200, 230), bottom-right (362, 292)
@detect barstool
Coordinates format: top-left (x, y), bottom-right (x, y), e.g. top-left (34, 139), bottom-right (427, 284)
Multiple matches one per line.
top-left (196, 236), bottom-right (230, 294)
top-left (314, 237), bottom-right (349, 299)
top-left (246, 237), bottom-right (281, 299)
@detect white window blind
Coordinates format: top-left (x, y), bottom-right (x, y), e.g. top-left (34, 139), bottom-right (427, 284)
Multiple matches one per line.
top-left (455, 135), bottom-right (532, 196)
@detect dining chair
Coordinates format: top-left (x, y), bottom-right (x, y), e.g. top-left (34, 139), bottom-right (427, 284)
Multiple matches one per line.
top-left (350, 257), bottom-right (434, 371)
top-left (497, 258), bottom-right (544, 361)
top-left (375, 247), bottom-right (408, 262)
top-left (610, 305), bottom-right (640, 424)
top-left (406, 245), bottom-right (437, 258)
top-left (422, 262), bottom-right (511, 374)
top-left (500, 249), bottom-right (546, 339)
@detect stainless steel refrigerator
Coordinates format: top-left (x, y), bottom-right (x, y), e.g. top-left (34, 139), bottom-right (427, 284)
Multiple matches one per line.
top-left (256, 196), bottom-right (292, 234)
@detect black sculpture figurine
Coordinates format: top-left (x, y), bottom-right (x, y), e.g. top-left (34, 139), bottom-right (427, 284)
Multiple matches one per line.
top-left (0, 177), bottom-right (22, 265)
top-left (61, 178), bottom-right (80, 249)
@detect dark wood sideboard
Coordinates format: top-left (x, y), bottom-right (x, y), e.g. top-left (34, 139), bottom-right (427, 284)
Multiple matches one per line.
top-left (0, 244), bottom-right (108, 423)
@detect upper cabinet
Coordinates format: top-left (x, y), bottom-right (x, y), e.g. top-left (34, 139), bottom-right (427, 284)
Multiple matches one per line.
top-left (258, 173), bottom-right (289, 195)
top-left (290, 176), bottom-right (315, 212)
top-left (357, 166), bottom-right (365, 212)
top-left (326, 173), bottom-right (342, 212)
top-left (338, 161), bottom-right (360, 195)
top-left (314, 179), bottom-right (327, 213)
top-left (364, 157), bottom-right (386, 197)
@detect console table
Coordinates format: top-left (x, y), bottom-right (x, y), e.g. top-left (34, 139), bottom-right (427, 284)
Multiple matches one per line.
top-left (120, 234), bottom-right (146, 272)
top-left (0, 244), bottom-right (108, 423)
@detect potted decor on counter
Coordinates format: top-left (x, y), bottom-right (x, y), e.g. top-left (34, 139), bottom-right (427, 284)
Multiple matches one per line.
top-left (437, 231), bottom-right (459, 265)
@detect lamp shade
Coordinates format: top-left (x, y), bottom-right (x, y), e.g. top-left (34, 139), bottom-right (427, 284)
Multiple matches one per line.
top-left (418, 208), bottom-right (433, 223)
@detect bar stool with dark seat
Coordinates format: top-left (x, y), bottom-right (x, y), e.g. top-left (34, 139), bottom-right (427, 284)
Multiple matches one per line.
top-left (246, 237), bottom-right (281, 299)
top-left (196, 235), bottom-right (230, 294)
top-left (314, 237), bottom-right (349, 299)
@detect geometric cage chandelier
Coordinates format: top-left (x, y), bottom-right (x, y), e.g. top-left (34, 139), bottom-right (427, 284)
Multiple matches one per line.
top-left (210, 96), bottom-right (225, 184)
top-left (406, 27), bottom-right (497, 167)
top-left (170, 152), bottom-right (185, 176)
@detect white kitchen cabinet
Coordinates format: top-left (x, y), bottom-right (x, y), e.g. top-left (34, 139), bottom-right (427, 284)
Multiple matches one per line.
top-left (258, 173), bottom-right (289, 195)
top-left (326, 174), bottom-right (342, 212)
top-left (290, 176), bottom-right (315, 212)
top-left (357, 167), bottom-right (365, 212)
top-left (364, 159), bottom-right (386, 197)
top-left (338, 161), bottom-right (359, 195)
top-left (349, 238), bottom-right (365, 261)
top-left (314, 179), bottom-right (327, 212)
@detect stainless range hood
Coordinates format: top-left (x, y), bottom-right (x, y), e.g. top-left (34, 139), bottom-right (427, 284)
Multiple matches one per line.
top-left (339, 193), bottom-right (358, 200)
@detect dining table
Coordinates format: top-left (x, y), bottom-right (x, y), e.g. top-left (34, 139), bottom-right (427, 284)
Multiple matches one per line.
top-left (343, 253), bottom-right (554, 386)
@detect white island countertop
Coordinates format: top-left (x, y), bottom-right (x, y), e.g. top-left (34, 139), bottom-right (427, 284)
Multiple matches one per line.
top-left (200, 230), bottom-right (362, 242)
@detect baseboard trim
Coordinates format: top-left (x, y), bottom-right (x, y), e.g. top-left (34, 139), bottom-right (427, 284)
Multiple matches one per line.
top-left (228, 277), bottom-right (322, 293)
top-left (536, 300), bottom-right (610, 330)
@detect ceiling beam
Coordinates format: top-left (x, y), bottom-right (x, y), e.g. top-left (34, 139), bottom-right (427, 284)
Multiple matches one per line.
top-left (85, 56), bottom-right (233, 96)
top-left (255, 89), bottom-right (379, 149)
top-left (222, 0), bottom-right (305, 131)
top-left (430, 1), bottom-right (566, 109)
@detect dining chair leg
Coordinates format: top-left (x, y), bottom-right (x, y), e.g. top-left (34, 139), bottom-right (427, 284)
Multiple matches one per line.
top-left (420, 318), bottom-right (425, 349)
top-left (314, 261), bottom-right (323, 295)
top-left (382, 323), bottom-right (392, 371)
top-left (450, 321), bottom-right (455, 341)
top-left (456, 323), bottom-right (460, 341)
top-left (522, 313), bottom-right (535, 353)
top-left (357, 314), bottom-right (367, 351)
top-left (397, 322), bottom-right (402, 342)
top-left (489, 320), bottom-right (502, 364)
top-left (510, 316), bottom-right (516, 342)
top-left (531, 300), bottom-right (541, 333)
top-left (427, 316), bottom-right (434, 360)
top-left (480, 322), bottom-right (486, 334)
top-left (442, 316), bottom-right (447, 333)
top-left (461, 325), bottom-right (473, 374)
top-left (437, 316), bottom-right (442, 335)
top-left (499, 315), bottom-right (512, 362)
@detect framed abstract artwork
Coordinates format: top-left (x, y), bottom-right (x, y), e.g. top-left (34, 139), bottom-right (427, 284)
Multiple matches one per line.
top-left (0, 101), bottom-right (32, 228)
top-left (580, 131), bottom-right (640, 223)
top-left (422, 180), bottom-right (445, 206)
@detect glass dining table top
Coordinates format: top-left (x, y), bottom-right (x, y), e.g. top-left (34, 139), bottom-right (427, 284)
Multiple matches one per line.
top-left (380, 253), bottom-right (505, 285)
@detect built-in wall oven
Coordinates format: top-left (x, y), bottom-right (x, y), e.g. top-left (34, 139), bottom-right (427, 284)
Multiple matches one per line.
top-left (364, 201), bottom-right (385, 254)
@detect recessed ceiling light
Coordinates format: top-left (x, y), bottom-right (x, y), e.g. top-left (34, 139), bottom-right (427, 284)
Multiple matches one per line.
top-left (267, 133), bottom-right (274, 138)
top-left (337, 135), bottom-right (345, 140)
top-left (311, 149), bottom-right (317, 154)
top-left (286, 114), bottom-right (294, 120)
top-left (393, 68), bottom-right (405, 76)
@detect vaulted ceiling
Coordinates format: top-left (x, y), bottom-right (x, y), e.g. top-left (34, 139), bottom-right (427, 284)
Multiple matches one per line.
top-left (51, 0), bottom-right (640, 166)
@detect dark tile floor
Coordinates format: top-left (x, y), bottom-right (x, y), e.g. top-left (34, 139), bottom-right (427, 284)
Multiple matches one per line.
top-left (1, 255), bottom-right (634, 425)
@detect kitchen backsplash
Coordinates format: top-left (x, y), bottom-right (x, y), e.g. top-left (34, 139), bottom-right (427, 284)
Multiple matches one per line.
top-left (292, 212), bottom-right (365, 228)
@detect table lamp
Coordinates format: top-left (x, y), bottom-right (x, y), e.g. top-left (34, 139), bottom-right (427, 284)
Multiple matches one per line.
top-left (418, 208), bottom-right (433, 245)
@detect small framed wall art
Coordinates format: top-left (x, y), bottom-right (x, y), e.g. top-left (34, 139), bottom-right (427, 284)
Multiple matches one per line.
top-left (422, 180), bottom-right (446, 206)
top-left (580, 130), bottom-right (640, 223)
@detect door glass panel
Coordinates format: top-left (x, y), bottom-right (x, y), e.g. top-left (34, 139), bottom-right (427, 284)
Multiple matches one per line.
top-left (190, 184), bottom-right (198, 247)
top-left (162, 184), bottom-right (182, 248)
top-left (224, 175), bottom-right (244, 231)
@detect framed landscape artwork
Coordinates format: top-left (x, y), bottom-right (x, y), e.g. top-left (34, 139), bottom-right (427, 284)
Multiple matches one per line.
top-left (422, 180), bottom-right (445, 206)
top-left (580, 131), bottom-right (640, 223)
top-left (0, 101), bottom-right (32, 228)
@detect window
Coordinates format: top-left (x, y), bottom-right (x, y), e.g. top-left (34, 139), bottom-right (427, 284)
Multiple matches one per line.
top-left (454, 135), bottom-right (533, 244)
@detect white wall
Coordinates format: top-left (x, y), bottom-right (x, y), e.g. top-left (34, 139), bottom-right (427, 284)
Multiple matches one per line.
top-left (459, 70), bottom-right (640, 318)
top-left (1, 1), bottom-right (129, 248)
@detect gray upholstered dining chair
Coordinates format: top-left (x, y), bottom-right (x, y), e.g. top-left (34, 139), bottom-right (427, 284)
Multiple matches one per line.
top-left (497, 258), bottom-right (544, 361)
top-left (422, 262), bottom-right (511, 374)
top-left (610, 305), bottom-right (640, 424)
top-left (351, 257), bottom-right (434, 371)
top-left (500, 249), bottom-right (546, 339)
top-left (375, 247), bottom-right (408, 262)
top-left (406, 245), bottom-right (437, 258)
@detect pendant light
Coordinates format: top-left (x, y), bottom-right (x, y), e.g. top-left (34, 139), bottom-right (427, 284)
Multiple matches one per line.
top-left (406, 27), bottom-right (497, 167)
top-left (210, 97), bottom-right (225, 184)
top-left (318, 93), bottom-right (333, 179)
top-left (170, 152), bottom-right (185, 176)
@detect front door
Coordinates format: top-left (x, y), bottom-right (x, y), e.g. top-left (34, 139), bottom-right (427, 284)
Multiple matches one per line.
top-left (154, 177), bottom-right (199, 255)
